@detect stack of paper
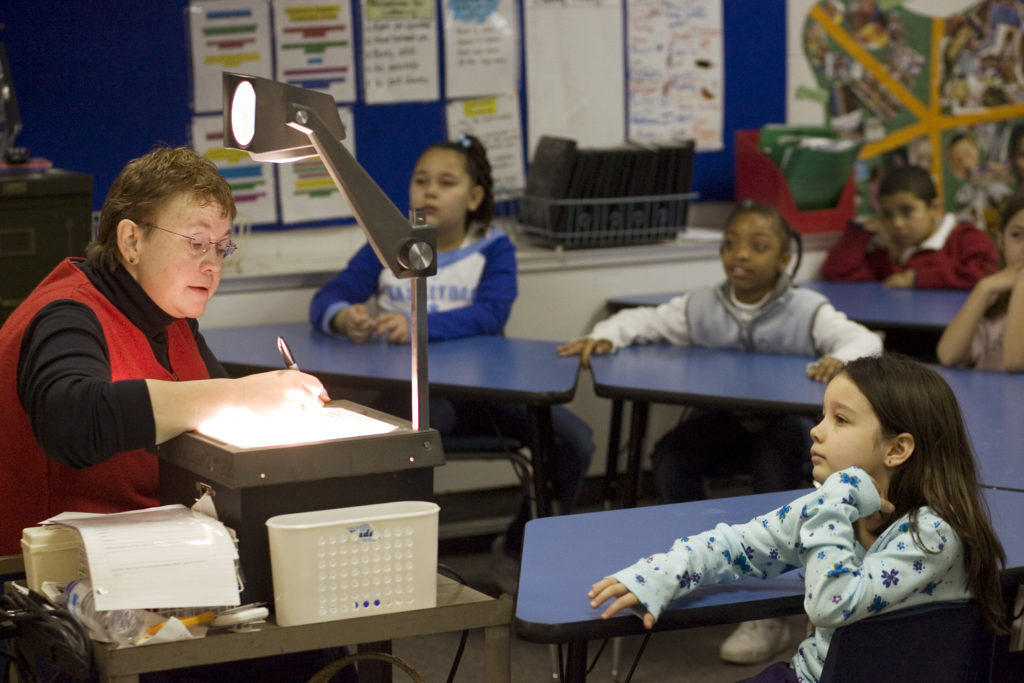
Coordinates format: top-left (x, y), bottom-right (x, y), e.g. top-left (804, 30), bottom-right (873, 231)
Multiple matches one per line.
top-left (45, 506), bottom-right (240, 610)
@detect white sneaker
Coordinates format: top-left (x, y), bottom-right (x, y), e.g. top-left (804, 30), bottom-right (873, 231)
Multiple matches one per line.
top-left (719, 618), bottom-right (791, 665)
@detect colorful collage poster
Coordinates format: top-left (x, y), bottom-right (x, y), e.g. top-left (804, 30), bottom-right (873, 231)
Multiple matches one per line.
top-left (626, 0), bottom-right (724, 151)
top-left (443, 0), bottom-right (518, 99)
top-left (272, 0), bottom-right (357, 102)
top-left (188, 0), bottom-right (273, 113)
top-left (787, 0), bottom-right (1024, 230)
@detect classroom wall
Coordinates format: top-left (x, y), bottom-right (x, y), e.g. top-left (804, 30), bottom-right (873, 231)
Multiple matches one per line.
top-left (1, 1), bottom-right (786, 216)
top-left (1, 2), bottom-right (794, 496)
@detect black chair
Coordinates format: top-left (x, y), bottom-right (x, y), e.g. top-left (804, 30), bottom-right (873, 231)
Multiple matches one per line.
top-left (440, 434), bottom-right (537, 523)
top-left (819, 601), bottom-right (994, 682)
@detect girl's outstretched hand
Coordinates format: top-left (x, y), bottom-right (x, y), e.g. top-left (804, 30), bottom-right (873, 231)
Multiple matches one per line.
top-left (588, 577), bottom-right (655, 630)
top-left (806, 356), bottom-right (844, 383)
top-left (557, 338), bottom-right (614, 369)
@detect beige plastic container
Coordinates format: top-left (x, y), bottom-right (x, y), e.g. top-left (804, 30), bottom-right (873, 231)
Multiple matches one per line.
top-left (21, 526), bottom-right (83, 593)
top-left (266, 501), bottom-right (439, 627)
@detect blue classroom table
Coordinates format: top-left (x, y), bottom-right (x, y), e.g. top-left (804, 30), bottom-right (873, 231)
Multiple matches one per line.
top-left (588, 345), bottom-right (1024, 502)
top-left (201, 322), bottom-right (582, 516)
top-left (515, 487), bottom-right (1024, 683)
top-left (605, 281), bottom-right (969, 333)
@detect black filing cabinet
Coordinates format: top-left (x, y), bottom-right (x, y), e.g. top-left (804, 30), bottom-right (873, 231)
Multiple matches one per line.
top-left (0, 169), bottom-right (93, 324)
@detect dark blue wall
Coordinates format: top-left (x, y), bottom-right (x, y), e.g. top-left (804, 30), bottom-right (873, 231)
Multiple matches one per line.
top-left (2, 1), bottom-right (785, 218)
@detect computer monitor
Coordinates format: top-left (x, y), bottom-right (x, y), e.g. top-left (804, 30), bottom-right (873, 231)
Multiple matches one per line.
top-left (0, 42), bottom-right (26, 163)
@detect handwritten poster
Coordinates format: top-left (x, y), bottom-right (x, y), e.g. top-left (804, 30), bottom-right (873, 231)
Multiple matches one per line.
top-left (361, 0), bottom-right (440, 104)
top-left (277, 106), bottom-right (356, 223)
top-left (626, 0), bottom-right (724, 150)
top-left (188, 0), bottom-right (273, 113)
top-left (191, 114), bottom-right (280, 225)
top-left (446, 94), bottom-right (526, 200)
top-left (444, 0), bottom-right (518, 99)
top-left (524, 0), bottom-right (624, 155)
top-left (272, 0), bottom-right (357, 102)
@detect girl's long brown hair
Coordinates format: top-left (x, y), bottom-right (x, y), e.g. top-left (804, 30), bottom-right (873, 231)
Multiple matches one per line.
top-left (840, 354), bottom-right (1007, 634)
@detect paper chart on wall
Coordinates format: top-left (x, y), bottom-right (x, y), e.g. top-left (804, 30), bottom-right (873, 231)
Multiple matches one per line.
top-left (626, 0), bottom-right (724, 151)
top-left (524, 0), bottom-right (625, 156)
top-left (188, 0), bottom-right (273, 114)
top-left (191, 114), bottom-right (279, 226)
top-left (277, 106), bottom-right (356, 224)
top-left (444, 0), bottom-right (518, 99)
top-left (272, 0), bottom-right (357, 103)
top-left (446, 94), bottom-right (526, 201)
top-left (361, 0), bottom-right (440, 104)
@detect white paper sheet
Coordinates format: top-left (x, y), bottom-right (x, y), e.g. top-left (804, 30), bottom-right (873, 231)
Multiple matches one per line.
top-left (524, 0), bottom-right (625, 155)
top-left (444, 0), bottom-right (518, 99)
top-left (361, 0), bottom-right (440, 104)
top-left (47, 506), bottom-right (240, 610)
top-left (196, 402), bottom-right (398, 449)
top-left (188, 0), bottom-right (274, 114)
top-left (446, 94), bottom-right (526, 200)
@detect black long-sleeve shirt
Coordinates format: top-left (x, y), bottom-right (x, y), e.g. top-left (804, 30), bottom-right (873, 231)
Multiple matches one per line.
top-left (16, 261), bottom-right (226, 469)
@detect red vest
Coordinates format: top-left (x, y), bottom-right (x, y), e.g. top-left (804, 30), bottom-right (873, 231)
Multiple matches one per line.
top-left (0, 259), bottom-right (210, 554)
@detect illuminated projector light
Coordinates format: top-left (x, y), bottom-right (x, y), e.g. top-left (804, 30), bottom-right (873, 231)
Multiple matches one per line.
top-left (197, 404), bottom-right (397, 449)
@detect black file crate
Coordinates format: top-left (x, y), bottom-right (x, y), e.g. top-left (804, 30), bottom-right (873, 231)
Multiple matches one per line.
top-left (518, 192), bottom-right (695, 249)
top-left (1, 169), bottom-right (93, 323)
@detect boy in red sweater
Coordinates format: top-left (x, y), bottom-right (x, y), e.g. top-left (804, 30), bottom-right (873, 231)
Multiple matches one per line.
top-left (822, 165), bottom-right (998, 289)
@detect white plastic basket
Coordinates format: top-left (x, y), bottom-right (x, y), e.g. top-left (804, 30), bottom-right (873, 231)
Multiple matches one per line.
top-left (266, 501), bottom-right (439, 627)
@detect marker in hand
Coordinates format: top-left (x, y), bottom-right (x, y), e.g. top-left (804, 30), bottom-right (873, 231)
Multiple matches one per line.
top-left (277, 336), bottom-right (299, 370)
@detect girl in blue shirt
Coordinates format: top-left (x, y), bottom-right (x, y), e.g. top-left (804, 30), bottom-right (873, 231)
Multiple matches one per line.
top-left (310, 135), bottom-right (593, 589)
top-left (588, 354), bottom-right (1006, 682)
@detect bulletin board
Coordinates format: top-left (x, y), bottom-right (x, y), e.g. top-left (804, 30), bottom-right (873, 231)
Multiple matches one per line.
top-left (3, 0), bottom-right (786, 230)
top-left (787, 0), bottom-right (1024, 232)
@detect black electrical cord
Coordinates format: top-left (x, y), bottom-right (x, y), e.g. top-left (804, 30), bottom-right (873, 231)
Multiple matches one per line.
top-left (0, 586), bottom-right (92, 682)
top-left (436, 563), bottom-right (470, 683)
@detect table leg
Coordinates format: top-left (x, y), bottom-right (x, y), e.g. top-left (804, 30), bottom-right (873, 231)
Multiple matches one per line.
top-left (564, 641), bottom-right (588, 683)
top-left (527, 405), bottom-right (557, 517)
top-left (601, 399), bottom-right (625, 509)
top-left (482, 622), bottom-right (511, 683)
top-left (624, 402), bottom-right (650, 508)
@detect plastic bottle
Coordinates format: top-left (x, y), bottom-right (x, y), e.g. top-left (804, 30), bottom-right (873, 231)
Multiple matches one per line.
top-left (64, 579), bottom-right (146, 644)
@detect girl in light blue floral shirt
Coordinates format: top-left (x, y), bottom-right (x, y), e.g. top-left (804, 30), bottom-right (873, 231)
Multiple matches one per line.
top-left (588, 355), bottom-right (1007, 683)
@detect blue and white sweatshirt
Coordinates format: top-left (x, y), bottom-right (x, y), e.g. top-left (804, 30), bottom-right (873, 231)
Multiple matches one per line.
top-left (611, 467), bottom-right (970, 683)
top-left (310, 226), bottom-right (517, 341)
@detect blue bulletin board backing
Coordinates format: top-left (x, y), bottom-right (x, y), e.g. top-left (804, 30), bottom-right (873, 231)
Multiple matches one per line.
top-left (2, 1), bottom-right (784, 225)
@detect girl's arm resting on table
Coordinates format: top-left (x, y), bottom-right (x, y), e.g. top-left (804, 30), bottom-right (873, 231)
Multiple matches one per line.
top-left (799, 473), bottom-right (964, 628)
top-left (606, 481), bottom-right (838, 623)
top-left (936, 279), bottom-right (1000, 366)
top-left (1002, 271), bottom-right (1024, 371)
top-left (811, 305), bottom-right (883, 363)
top-left (309, 244), bottom-right (382, 333)
top-left (589, 295), bottom-right (692, 351)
